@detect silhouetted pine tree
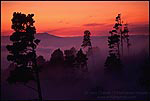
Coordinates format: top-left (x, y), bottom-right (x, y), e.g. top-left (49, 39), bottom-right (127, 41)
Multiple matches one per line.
top-left (6, 12), bottom-right (42, 100)
top-left (75, 49), bottom-right (88, 71)
top-left (37, 56), bottom-right (45, 65)
top-left (64, 47), bottom-right (77, 67)
top-left (113, 14), bottom-right (130, 55)
top-left (37, 55), bottom-right (46, 71)
top-left (105, 34), bottom-right (122, 71)
top-left (122, 23), bottom-right (131, 53)
top-left (81, 30), bottom-right (92, 48)
top-left (108, 34), bottom-right (120, 55)
top-left (104, 53), bottom-right (122, 71)
top-left (49, 48), bottom-right (64, 66)
top-left (105, 14), bottom-right (124, 72)
top-left (70, 47), bottom-right (77, 57)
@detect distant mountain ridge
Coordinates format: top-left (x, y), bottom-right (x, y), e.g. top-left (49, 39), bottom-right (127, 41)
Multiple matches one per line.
top-left (1, 32), bottom-right (148, 38)
top-left (36, 32), bottom-right (62, 38)
top-left (1, 32), bottom-right (61, 38)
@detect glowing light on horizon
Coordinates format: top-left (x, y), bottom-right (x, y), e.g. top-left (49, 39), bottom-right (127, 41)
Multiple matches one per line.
top-left (1, 1), bottom-right (149, 36)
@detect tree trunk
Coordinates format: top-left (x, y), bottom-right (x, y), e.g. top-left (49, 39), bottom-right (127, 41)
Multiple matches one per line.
top-left (35, 67), bottom-right (42, 101)
top-left (34, 50), bottom-right (42, 101)
top-left (121, 35), bottom-right (123, 56)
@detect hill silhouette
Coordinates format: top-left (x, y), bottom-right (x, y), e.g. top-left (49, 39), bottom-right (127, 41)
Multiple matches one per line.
top-left (36, 32), bottom-right (62, 38)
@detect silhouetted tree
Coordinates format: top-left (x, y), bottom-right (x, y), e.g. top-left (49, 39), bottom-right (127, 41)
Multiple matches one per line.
top-left (113, 14), bottom-right (131, 55)
top-left (81, 30), bottom-right (92, 48)
top-left (70, 47), bottom-right (77, 57)
top-left (105, 14), bottom-right (124, 72)
top-left (37, 55), bottom-right (46, 71)
top-left (64, 47), bottom-right (77, 67)
top-left (104, 14), bottom-right (130, 72)
top-left (104, 53), bottom-right (122, 71)
top-left (6, 12), bottom-right (42, 100)
top-left (108, 34), bottom-right (120, 55)
top-left (49, 48), bottom-right (64, 66)
top-left (105, 34), bottom-right (122, 71)
top-left (75, 49), bottom-right (88, 71)
top-left (122, 23), bottom-right (131, 53)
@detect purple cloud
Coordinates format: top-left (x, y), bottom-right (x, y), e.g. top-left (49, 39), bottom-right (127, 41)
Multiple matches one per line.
top-left (83, 23), bottom-right (106, 26)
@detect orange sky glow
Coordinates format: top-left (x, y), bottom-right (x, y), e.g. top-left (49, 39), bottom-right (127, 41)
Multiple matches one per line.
top-left (1, 1), bottom-right (149, 37)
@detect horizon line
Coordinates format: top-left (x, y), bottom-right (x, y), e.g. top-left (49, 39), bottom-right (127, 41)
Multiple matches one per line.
top-left (1, 33), bottom-right (149, 38)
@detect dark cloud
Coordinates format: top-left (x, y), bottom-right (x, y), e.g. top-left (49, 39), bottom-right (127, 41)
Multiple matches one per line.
top-left (43, 23), bottom-right (149, 36)
top-left (95, 23), bottom-right (149, 35)
top-left (83, 23), bottom-right (106, 26)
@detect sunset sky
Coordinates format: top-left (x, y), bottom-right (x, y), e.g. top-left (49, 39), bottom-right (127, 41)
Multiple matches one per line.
top-left (1, 1), bottom-right (149, 37)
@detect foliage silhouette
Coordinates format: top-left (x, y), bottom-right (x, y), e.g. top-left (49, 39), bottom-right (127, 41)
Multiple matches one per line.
top-left (49, 47), bottom-right (88, 72)
top-left (64, 47), bottom-right (77, 67)
top-left (75, 49), bottom-right (88, 71)
top-left (7, 66), bottom-right (35, 84)
top-left (104, 53), bottom-right (122, 71)
top-left (113, 14), bottom-right (131, 55)
top-left (105, 14), bottom-right (130, 72)
top-left (81, 30), bottom-right (92, 48)
top-left (105, 14), bottom-right (124, 72)
top-left (49, 48), bottom-right (64, 66)
top-left (37, 55), bottom-right (46, 71)
top-left (108, 34), bottom-right (120, 51)
top-left (6, 12), bottom-right (42, 100)
top-left (37, 56), bottom-right (46, 66)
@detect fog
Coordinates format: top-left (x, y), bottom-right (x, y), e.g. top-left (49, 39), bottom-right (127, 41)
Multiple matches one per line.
top-left (1, 34), bottom-right (149, 100)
